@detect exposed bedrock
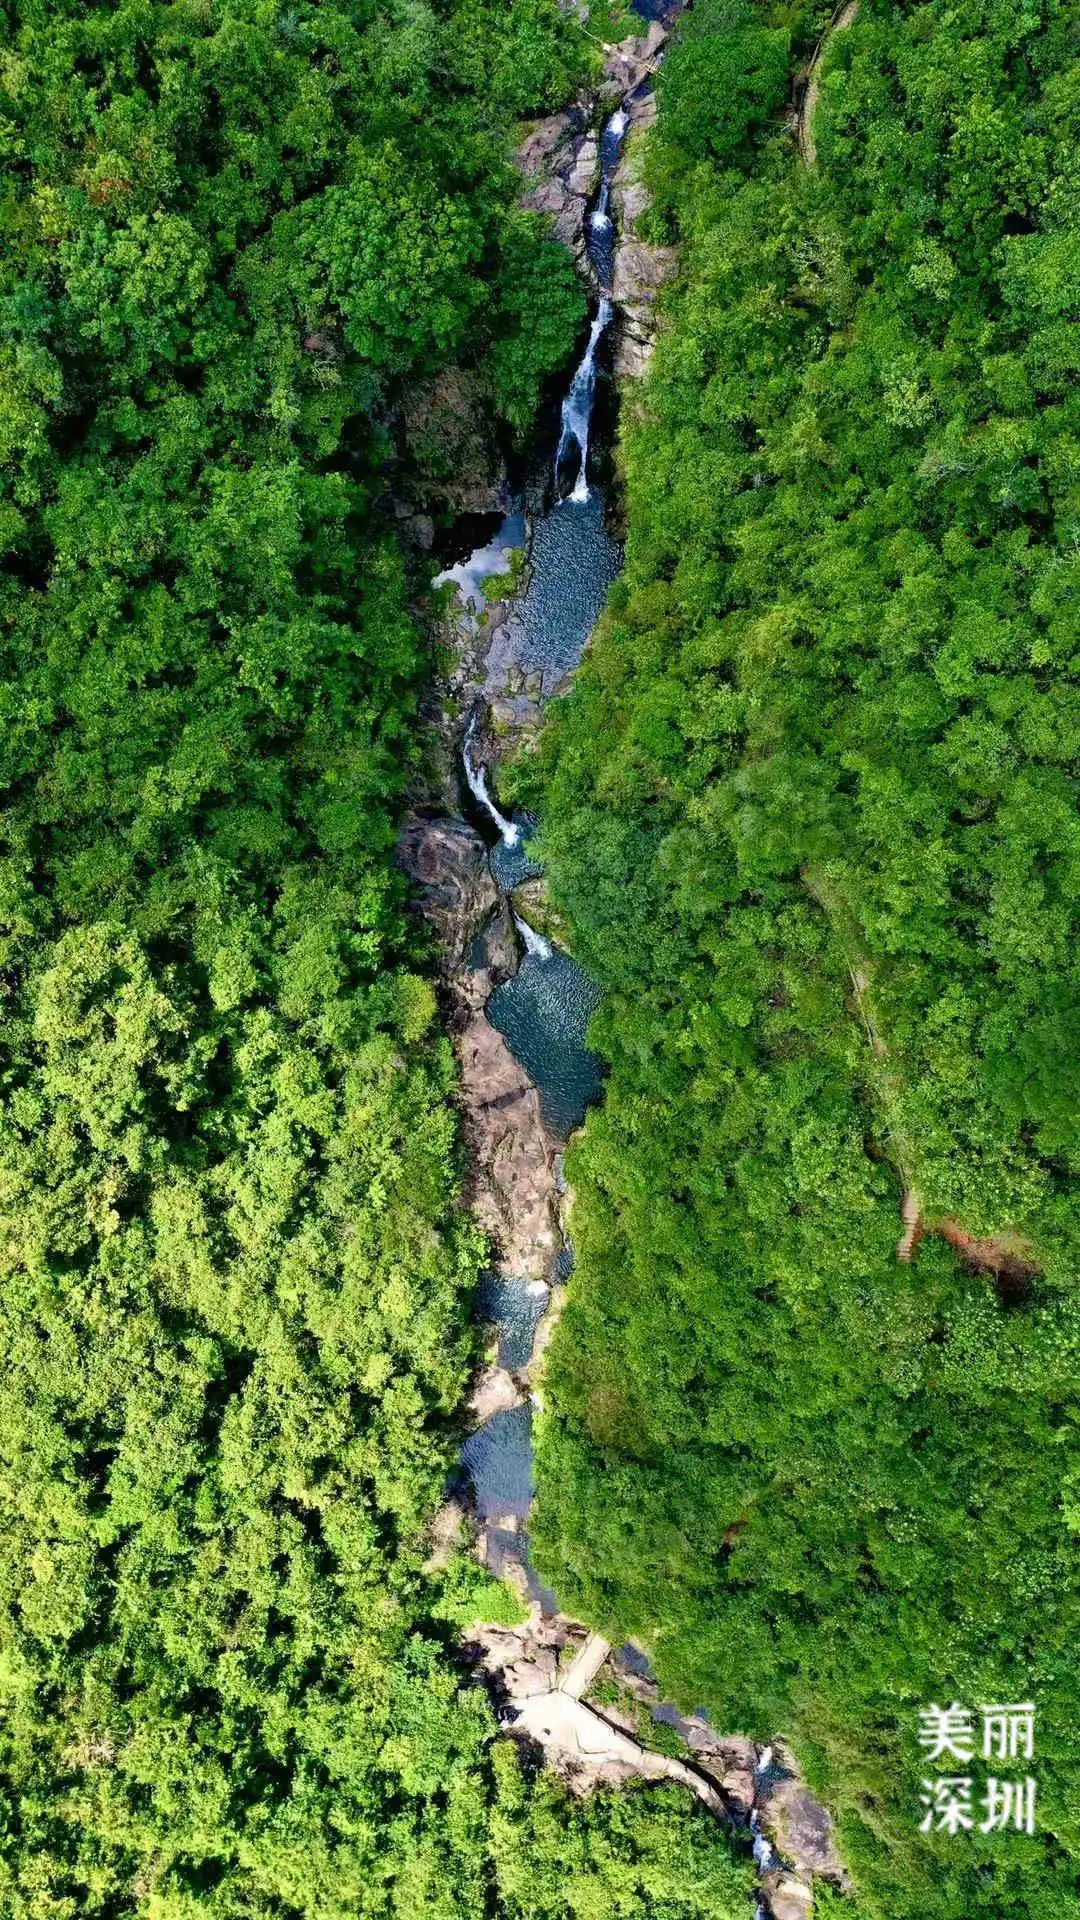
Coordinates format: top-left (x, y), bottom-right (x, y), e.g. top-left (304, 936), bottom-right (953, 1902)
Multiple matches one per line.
top-left (516, 107), bottom-right (600, 263)
top-left (397, 815), bottom-right (561, 1285)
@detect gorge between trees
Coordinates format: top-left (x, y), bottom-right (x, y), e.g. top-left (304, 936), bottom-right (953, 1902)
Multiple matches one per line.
top-left (399, 17), bottom-right (847, 1919)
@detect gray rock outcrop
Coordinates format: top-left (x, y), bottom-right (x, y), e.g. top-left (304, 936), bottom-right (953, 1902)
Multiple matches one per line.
top-left (397, 815), bottom-right (498, 971)
top-left (516, 107), bottom-right (599, 262)
top-left (610, 117), bottom-right (677, 376)
top-left (396, 813), bottom-right (560, 1284)
top-left (760, 1759), bottom-right (850, 1886)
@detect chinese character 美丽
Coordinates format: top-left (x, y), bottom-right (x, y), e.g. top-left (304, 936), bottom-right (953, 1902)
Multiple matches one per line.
top-left (919, 1776), bottom-right (974, 1834)
top-left (918, 1703), bottom-right (975, 1763)
top-left (980, 1703), bottom-right (1035, 1762)
top-left (979, 1776), bottom-right (1036, 1835)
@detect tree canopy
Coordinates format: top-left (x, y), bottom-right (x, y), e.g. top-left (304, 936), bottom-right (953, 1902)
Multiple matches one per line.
top-left (526, 0), bottom-right (1080, 1913)
top-left (0, 0), bottom-right (749, 1912)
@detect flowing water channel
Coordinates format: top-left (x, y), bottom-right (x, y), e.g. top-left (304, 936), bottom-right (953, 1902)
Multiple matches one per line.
top-left (435, 91), bottom-right (635, 1579)
top-left (424, 24), bottom-right (839, 1910)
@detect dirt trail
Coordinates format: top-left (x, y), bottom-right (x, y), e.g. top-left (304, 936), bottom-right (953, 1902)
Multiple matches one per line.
top-left (797, 0), bottom-right (860, 166)
top-left (801, 868), bottom-right (1040, 1283)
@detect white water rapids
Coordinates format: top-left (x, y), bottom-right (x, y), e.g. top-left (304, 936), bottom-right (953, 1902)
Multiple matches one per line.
top-left (513, 911), bottom-right (552, 962)
top-left (553, 101), bottom-right (629, 503)
top-left (463, 715), bottom-right (520, 847)
top-left (555, 298), bottom-right (613, 504)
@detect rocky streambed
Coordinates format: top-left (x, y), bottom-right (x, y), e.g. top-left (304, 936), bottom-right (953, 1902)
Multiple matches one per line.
top-left (397, 13), bottom-right (850, 1918)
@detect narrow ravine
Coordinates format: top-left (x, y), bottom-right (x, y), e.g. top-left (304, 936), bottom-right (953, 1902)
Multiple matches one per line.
top-left (399, 13), bottom-right (851, 1917)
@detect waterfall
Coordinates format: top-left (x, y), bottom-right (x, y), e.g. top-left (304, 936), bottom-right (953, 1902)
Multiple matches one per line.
top-left (463, 716), bottom-right (520, 847)
top-left (554, 297), bottom-right (613, 503)
top-left (553, 100), bottom-right (631, 502)
top-left (513, 911), bottom-right (552, 962)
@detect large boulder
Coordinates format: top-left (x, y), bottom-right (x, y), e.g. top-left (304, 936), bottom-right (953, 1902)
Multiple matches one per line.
top-left (456, 1011), bottom-right (561, 1281)
top-left (515, 107), bottom-right (597, 262)
top-left (760, 1772), bottom-right (849, 1884)
top-left (397, 815), bottom-right (498, 970)
top-left (761, 1872), bottom-right (814, 1920)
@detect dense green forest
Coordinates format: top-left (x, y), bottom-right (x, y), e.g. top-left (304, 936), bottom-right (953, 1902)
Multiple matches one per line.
top-left (528, 0), bottom-right (1080, 1914)
top-left (0, 1), bottom-right (757, 1912)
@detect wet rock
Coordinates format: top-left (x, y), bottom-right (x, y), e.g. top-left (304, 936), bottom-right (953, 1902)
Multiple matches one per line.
top-left (626, 88), bottom-right (658, 132)
top-left (475, 905), bottom-right (519, 983)
top-left (719, 1760), bottom-right (757, 1812)
top-left (397, 815), bottom-right (498, 970)
top-left (762, 1871), bottom-right (814, 1920)
top-left (511, 876), bottom-right (572, 952)
top-left (761, 1770), bottom-right (848, 1884)
top-left (469, 1366), bottom-right (526, 1424)
top-left (457, 1013), bottom-right (560, 1281)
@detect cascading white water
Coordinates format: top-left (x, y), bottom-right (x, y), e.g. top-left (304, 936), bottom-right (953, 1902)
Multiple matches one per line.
top-left (513, 910), bottom-right (552, 962)
top-left (590, 175), bottom-right (613, 232)
top-left (749, 1809), bottom-right (775, 1871)
top-left (553, 101), bottom-right (630, 503)
top-left (463, 715), bottom-right (520, 847)
top-left (554, 297), bottom-right (613, 504)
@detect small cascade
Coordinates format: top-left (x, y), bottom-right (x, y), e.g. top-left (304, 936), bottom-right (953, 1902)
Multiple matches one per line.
top-left (463, 715), bottom-right (520, 847)
top-left (513, 911), bottom-right (553, 962)
top-left (749, 1809), bottom-right (776, 1872)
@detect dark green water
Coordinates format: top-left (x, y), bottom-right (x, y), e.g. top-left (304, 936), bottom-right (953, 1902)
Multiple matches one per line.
top-left (475, 1272), bottom-right (549, 1371)
top-left (488, 945), bottom-right (604, 1141)
top-left (517, 488), bottom-right (621, 696)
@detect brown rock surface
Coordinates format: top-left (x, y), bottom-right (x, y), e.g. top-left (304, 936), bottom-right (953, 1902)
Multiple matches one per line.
top-left (397, 815), bottom-right (498, 970)
top-left (613, 237), bottom-right (677, 376)
top-left (762, 1871), bottom-right (815, 1920)
top-left (457, 1012), bottom-right (560, 1281)
top-left (515, 107), bottom-right (596, 261)
top-left (761, 1771), bottom-right (848, 1884)
top-left (469, 1366), bottom-right (526, 1424)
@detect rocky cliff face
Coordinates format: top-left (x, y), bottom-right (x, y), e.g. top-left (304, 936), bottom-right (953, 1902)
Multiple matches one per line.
top-left (396, 815), bottom-right (561, 1287)
top-left (610, 87), bottom-right (677, 376)
top-left (515, 18), bottom-right (676, 379)
top-left (516, 109), bottom-right (600, 264)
